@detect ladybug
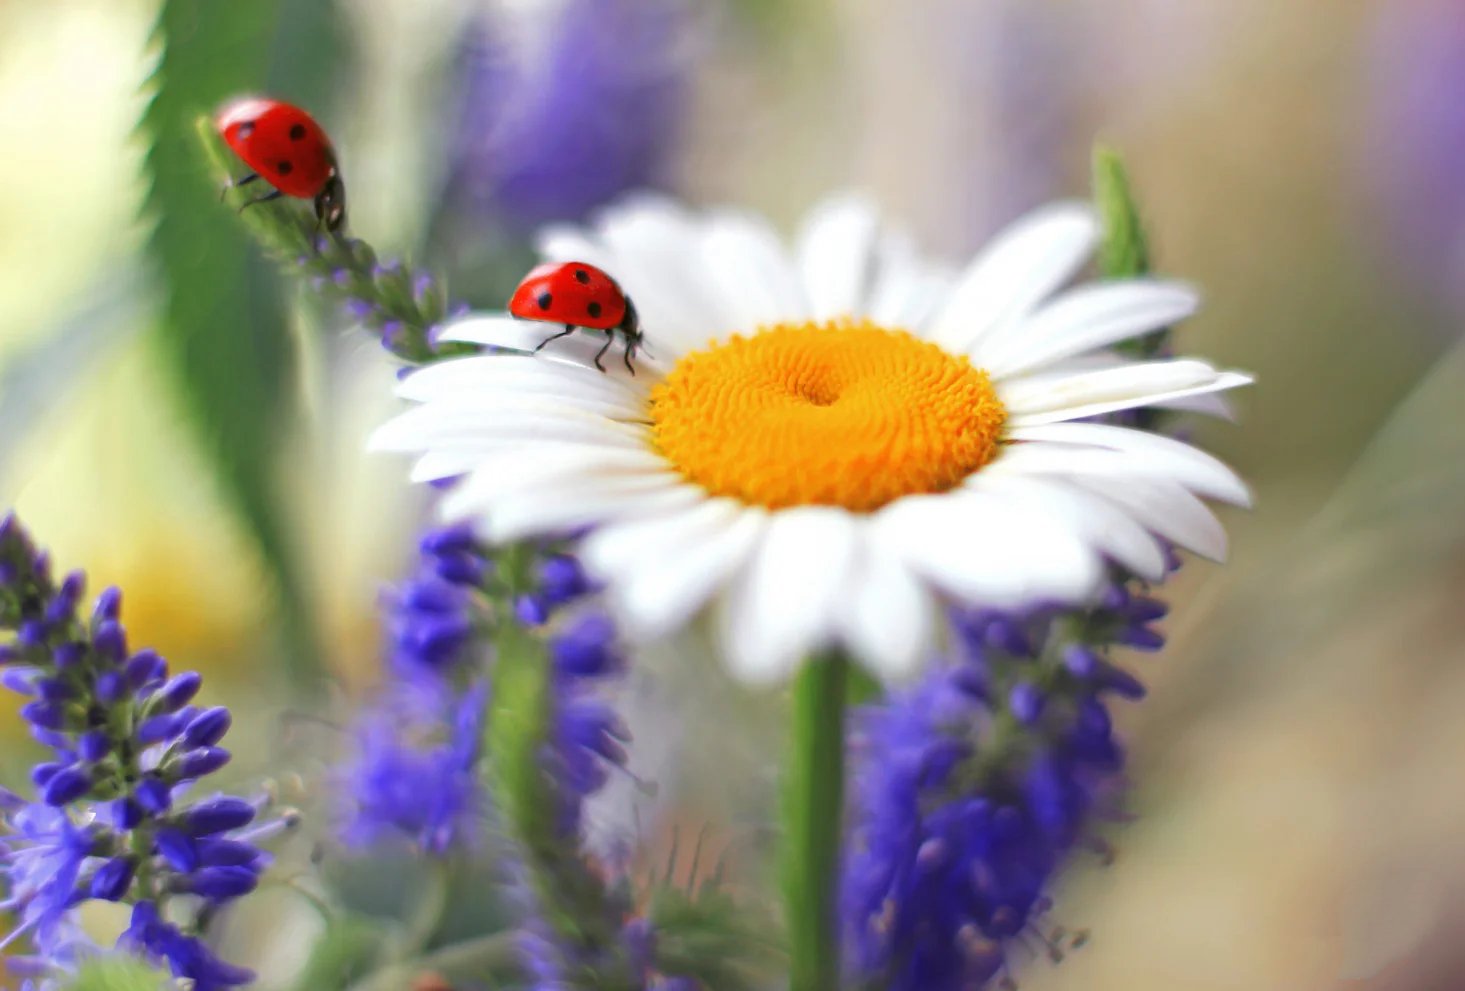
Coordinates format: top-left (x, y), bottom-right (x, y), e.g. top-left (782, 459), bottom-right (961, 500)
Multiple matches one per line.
top-left (216, 96), bottom-right (346, 232)
top-left (508, 262), bottom-right (645, 374)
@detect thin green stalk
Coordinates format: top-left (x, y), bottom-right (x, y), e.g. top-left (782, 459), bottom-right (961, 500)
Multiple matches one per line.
top-left (783, 652), bottom-right (849, 991)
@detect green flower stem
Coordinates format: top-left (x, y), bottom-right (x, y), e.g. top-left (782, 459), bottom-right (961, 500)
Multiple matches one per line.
top-left (485, 544), bottom-right (617, 954)
top-left (194, 118), bottom-right (472, 365)
top-left (783, 651), bottom-right (850, 991)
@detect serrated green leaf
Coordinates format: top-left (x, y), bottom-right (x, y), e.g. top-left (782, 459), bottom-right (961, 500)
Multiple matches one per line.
top-left (139, 0), bottom-right (340, 688)
top-left (61, 957), bottom-right (170, 991)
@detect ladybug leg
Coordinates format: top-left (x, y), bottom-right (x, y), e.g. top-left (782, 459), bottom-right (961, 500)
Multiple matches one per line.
top-left (622, 339), bottom-right (637, 376)
top-left (593, 334), bottom-right (614, 373)
top-left (237, 189), bottom-right (285, 215)
top-left (534, 325), bottom-right (578, 354)
top-left (220, 172), bottom-right (262, 200)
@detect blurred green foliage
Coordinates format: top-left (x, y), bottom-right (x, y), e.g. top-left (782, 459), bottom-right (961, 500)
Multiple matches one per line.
top-left (139, 0), bottom-right (341, 688)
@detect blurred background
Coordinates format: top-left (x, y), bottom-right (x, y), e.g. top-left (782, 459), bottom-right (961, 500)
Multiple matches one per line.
top-left (3, 0), bottom-right (1465, 988)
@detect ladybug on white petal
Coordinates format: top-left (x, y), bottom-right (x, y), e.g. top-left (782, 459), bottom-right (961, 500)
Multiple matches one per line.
top-left (508, 262), bottom-right (645, 374)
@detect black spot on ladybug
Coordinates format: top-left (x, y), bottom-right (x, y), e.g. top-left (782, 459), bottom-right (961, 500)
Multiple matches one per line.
top-left (574, 269), bottom-right (591, 285)
top-left (276, 160), bottom-right (294, 175)
top-left (289, 124), bottom-right (307, 141)
top-left (238, 121), bottom-right (255, 138)
top-left (536, 292), bottom-right (553, 310)
top-left (587, 302), bottom-right (603, 318)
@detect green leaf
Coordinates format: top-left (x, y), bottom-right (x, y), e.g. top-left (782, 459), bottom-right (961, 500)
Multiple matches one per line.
top-left (291, 914), bottom-right (387, 991)
top-left (1092, 144), bottom-right (1151, 281)
top-left (62, 957), bottom-right (170, 991)
top-left (139, 0), bottom-right (339, 688)
top-left (650, 884), bottom-right (782, 991)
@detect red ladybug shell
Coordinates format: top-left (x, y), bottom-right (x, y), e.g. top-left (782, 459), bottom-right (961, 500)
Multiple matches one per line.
top-left (508, 262), bottom-right (628, 332)
top-left (216, 97), bottom-right (337, 200)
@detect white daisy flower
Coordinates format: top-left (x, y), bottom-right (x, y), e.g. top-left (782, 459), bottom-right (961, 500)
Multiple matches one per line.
top-left (372, 195), bottom-right (1252, 683)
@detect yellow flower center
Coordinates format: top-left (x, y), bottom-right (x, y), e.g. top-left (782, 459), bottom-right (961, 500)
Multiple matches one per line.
top-left (649, 319), bottom-right (1007, 512)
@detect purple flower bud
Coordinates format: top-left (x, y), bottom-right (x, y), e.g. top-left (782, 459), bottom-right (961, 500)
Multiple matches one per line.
top-left (984, 618), bottom-right (1032, 658)
top-left (515, 594), bottom-right (548, 627)
top-left (90, 856), bottom-right (136, 901)
top-left (182, 707), bottom-right (232, 748)
top-left (1118, 624), bottom-right (1165, 652)
top-left (2, 668), bottom-right (39, 695)
top-left (42, 765), bottom-right (91, 806)
top-left (1100, 584), bottom-right (1129, 611)
top-left (58, 570), bottom-right (85, 603)
top-left (78, 730), bottom-right (111, 763)
top-left (95, 671), bottom-right (126, 704)
top-left (52, 642), bottom-right (84, 669)
top-left (433, 548), bottom-right (487, 586)
top-left (18, 620), bottom-right (48, 648)
top-left (155, 827), bottom-right (198, 872)
top-left (1062, 645), bottom-right (1099, 678)
top-left (135, 778), bottom-right (173, 815)
top-left (1008, 682), bottom-right (1044, 725)
top-left (30, 762), bottom-right (63, 788)
top-left (537, 554), bottom-right (589, 605)
top-left (137, 712), bottom-right (183, 744)
top-left (92, 620), bottom-right (127, 663)
top-left (124, 649), bottom-right (166, 689)
top-left (1125, 597), bottom-right (1168, 623)
top-left (0, 643), bottom-right (17, 665)
top-left (36, 676), bottom-right (74, 702)
top-left (173, 747), bottom-right (231, 780)
top-left (178, 798), bottom-right (255, 836)
top-left (112, 798), bottom-right (144, 830)
top-left (380, 320), bottom-right (409, 353)
top-left (92, 586), bottom-right (122, 624)
top-left (196, 838), bottom-right (262, 868)
top-left (153, 672), bottom-right (202, 714)
top-left (344, 297), bottom-right (375, 320)
top-left (551, 614), bottom-right (621, 677)
top-left (21, 700), bottom-right (67, 730)
top-left (419, 523), bottom-right (478, 555)
top-left (185, 865), bottom-right (259, 900)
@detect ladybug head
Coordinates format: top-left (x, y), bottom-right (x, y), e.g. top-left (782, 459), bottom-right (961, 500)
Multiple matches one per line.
top-left (315, 174), bottom-right (347, 233)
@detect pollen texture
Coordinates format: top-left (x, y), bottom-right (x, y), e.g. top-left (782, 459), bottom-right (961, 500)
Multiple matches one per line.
top-left (649, 319), bottom-right (1007, 512)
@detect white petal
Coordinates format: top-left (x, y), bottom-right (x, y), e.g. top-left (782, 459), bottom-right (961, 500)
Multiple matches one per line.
top-left (396, 354), bottom-right (646, 409)
top-left (437, 446), bottom-right (669, 517)
top-left (865, 229), bottom-right (955, 331)
top-left (834, 527), bottom-right (933, 681)
top-left (370, 403), bottom-right (647, 453)
top-left (700, 210), bottom-right (809, 330)
top-left (1001, 360), bottom-right (1253, 426)
top-left (436, 314), bottom-right (670, 380)
top-left (874, 491), bottom-right (1103, 607)
top-left (718, 507), bottom-right (859, 684)
top-left (484, 475), bottom-right (701, 542)
top-left (593, 198), bottom-right (734, 355)
top-left (1003, 422), bottom-right (1252, 506)
top-left (586, 501), bottom-right (768, 640)
top-left (977, 280), bottom-right (1200, 378)
top-left (926, 202), bottom-right (1098, 353)
top-left (965, 472), bottom-right (1169, 581)
top-left (796, 193), bottom-right (881, 320)
top-left (1068, 475), bottom-right (1229, 562)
